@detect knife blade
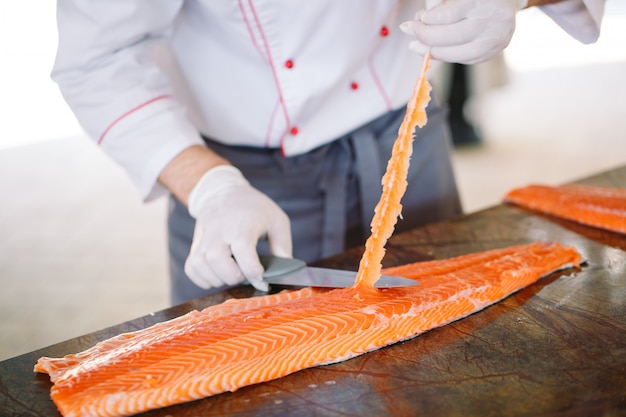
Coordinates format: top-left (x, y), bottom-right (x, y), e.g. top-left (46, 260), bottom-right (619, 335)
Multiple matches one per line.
top-left (260, 255), bottom-right (418, 288)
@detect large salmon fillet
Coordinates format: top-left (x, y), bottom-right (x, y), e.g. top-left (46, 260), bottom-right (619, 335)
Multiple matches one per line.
top-left (35, 242), bottom-right (582, 417)
top-left (504, 184), bottom-right (626, 234)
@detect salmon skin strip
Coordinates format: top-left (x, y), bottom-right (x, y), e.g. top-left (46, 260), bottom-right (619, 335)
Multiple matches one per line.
top-left (355, 52), bottom-right (432, 289)
top-left (504, 184), bottom-right (626, 234)
top-left (35, 242), bottom-right (581, 417)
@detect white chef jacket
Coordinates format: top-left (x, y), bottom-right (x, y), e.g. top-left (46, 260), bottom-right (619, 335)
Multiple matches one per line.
top-left (53, 0), bottom-right (604, 201)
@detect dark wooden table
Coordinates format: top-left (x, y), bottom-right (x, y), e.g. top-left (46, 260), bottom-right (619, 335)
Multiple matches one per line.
top-left (2, 166), bottom-right (626, 417)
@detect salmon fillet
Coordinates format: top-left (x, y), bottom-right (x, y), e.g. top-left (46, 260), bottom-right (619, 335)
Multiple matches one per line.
top-left (35, 242), bottom-right (582, 417)
top-left (504, 184), bottom-right (626, 234)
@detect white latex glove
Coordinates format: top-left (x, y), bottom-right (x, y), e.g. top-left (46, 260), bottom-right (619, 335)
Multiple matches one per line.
top-left (185, 165), bottom-right (292, 292)
top-left (400, 0), bottom-right (529, 65)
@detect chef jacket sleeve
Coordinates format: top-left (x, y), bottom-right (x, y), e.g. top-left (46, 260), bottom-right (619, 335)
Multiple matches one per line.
top-left (53, 0), bottom-right (204, 201)
top-left (538, 0), bottom-right (605, 44)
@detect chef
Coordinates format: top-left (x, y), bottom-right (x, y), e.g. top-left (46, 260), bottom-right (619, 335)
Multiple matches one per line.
top-left (53, 0), bottom-right (604, 304)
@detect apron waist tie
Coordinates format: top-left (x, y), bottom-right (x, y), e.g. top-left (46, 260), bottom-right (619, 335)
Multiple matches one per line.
top-left (318, 139), bottom-right (351, 258)
top-left (317, 125), bottom-right (384, 258)
top-left (350, 129), bottom-right (383, 241)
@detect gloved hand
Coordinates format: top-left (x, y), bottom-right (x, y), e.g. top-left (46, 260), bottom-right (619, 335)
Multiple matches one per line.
top-left (400, 0), bottom-right (529, 65)
top-left (185, 165), bottom-right (292, 292)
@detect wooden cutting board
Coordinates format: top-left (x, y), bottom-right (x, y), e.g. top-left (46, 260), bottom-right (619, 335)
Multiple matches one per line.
top-left (2, 166), bottom-right (625, 417)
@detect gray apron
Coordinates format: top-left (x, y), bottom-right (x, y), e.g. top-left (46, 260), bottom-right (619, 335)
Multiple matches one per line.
top-left (168, 97), bottom-right (461, 305)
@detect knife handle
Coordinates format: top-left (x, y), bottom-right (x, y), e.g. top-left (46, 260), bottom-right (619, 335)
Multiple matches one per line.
top-left (260, 255), bottom-right (307, 279)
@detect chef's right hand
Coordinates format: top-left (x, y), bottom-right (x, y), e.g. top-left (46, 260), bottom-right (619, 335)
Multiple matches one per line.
top-left (400, 0), bottom-right (525, 65)
top-left (184, 165), bottom-right (292, 292)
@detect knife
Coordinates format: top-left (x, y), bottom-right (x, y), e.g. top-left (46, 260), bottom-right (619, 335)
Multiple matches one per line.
top-left (260, 255), bottom-right (418, 288)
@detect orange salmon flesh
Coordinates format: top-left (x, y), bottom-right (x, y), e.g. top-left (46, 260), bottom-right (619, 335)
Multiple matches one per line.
top-left (505, 184), bottom-right (626, 234)
top-left (35, 242), bottom-right (582, 417)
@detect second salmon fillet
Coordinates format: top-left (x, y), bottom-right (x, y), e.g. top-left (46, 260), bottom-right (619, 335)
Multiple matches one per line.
top-left (505, 184), bottom-right (626, 234)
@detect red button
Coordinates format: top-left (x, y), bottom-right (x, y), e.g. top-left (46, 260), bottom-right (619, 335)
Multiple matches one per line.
top-left (290, 126), bottom-right (299, 135)
top-left (284, 59), bottom-right (294, 69)
top-left (350, 82), bottom-right (359, 90)
top-left (380, 26), bottom-right (389, 37)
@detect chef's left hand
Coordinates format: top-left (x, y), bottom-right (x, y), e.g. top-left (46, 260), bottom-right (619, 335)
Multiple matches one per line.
top-left (400, 0), bottom-right (527, 65)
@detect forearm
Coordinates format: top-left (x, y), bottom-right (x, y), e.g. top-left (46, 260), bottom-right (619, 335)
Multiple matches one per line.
top-left (158, 145), bottom-right (230, 207)
top-left (521, 0), bottom-right (604, 43)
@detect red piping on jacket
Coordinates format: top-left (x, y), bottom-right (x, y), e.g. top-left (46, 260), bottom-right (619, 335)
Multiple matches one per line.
top-left (366, 2), bottom-right (402, 111)
top-left (367, 58), bottom-right (393, 111)
top-left (238, 0), bottom-right (268, 64)
top-left (239, 0), bottom-right (291, 151)
top-left (97, 94), bottom-right (171, 145)
top-left (264, 101), bottom-right (281, 148)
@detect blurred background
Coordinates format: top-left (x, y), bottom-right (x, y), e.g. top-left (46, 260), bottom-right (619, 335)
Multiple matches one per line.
top-left (1, 1), bottom-right (625, 361)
